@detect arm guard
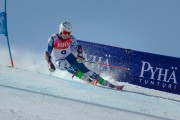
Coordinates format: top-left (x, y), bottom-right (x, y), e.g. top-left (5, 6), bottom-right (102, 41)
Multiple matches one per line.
top-left (45, 51), bottom-right (52, 63)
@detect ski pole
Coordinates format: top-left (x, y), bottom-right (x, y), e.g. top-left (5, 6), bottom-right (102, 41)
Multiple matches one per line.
top-left (84, 61), bottom-right (129, 71)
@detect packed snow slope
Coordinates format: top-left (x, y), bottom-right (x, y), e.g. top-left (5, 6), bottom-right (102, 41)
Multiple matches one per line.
top-left (0, 65), bottom-right (180, 120)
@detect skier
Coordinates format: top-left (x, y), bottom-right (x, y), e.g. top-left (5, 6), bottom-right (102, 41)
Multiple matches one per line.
top-left (45, 21), bottom-right (123, 90)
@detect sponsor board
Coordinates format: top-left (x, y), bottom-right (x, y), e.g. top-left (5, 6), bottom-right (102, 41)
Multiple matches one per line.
top-left (78, 40), bottom-right (180, 94)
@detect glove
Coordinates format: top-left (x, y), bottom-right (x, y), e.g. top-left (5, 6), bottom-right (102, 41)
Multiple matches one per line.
top-left (76, 46), bottom-right (84, 63)
top-left (48, 62), bottom-right (56, 72)
top-left (76, 55), bottom-right (84, 63)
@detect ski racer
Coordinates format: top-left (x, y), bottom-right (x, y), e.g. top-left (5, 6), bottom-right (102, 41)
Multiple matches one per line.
top-left (44, 21), bottom-right (123, 90)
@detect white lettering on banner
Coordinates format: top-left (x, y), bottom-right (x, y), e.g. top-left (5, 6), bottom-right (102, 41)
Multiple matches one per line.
top-left (84, 53), bottom-right (110, 71)
top-left (139, 61), bottom-right (178, 90)
top-left (139, 78), bottom-right (177, 89)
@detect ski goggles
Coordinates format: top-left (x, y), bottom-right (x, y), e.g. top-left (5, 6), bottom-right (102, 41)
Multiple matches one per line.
top-left (62, 30), bottom-right (71, 35)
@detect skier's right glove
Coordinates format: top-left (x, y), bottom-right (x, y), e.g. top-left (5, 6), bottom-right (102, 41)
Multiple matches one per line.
top-left (45, 51), bottom-right (56, 72)
top-left (48, 62), bottom-right (56, 72)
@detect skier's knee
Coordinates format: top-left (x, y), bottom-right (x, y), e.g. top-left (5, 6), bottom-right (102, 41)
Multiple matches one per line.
top-left (56, 59), bottom-right (70, 70)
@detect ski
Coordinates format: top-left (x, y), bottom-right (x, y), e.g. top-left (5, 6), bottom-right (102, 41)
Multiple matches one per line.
top-left (90, 79), bottom-right (124, 91)
top-left (95, 84), bottom-right (124, 91)
top-left (115, 85), bottom-right (124, 90)
top-left (72, 71), bottom-right (124, 91)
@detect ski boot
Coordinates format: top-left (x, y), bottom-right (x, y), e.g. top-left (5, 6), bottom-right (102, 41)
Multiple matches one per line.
top-left (72, 70), bottom-right (92, 83)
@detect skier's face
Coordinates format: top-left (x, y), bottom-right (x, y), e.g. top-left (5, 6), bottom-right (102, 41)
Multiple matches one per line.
top-left (61, 31), bottom-right (71, 39)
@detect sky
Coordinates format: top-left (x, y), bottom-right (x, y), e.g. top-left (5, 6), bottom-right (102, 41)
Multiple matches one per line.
top-left (0, 0), bottom-right (180, 61)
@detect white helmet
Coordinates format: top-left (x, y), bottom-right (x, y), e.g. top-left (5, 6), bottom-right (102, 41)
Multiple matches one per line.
top-left (59, 22), bottom-right (72, 33)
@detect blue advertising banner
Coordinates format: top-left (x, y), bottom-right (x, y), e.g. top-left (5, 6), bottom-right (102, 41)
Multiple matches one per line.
top-left (78, 40), bottom-right (180, 95)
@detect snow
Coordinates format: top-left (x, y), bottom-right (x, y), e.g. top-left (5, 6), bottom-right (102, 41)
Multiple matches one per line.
top-left (0, 65), bottom-right (180, 120)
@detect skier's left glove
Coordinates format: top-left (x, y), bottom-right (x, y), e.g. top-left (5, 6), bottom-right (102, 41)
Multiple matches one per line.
top-left (77, 55), bottom-right (84, 63)
top-left (76, 46), bottom-right (84, 63)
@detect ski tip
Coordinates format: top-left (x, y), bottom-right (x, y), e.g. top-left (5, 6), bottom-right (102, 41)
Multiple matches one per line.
top-left (116, 85), bottom-right (124, 90)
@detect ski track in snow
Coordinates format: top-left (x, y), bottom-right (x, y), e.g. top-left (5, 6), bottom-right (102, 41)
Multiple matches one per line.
top-left (0, 65), bottom-right (180, 120)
